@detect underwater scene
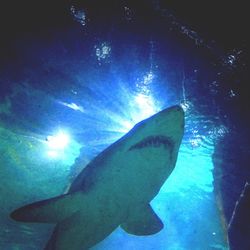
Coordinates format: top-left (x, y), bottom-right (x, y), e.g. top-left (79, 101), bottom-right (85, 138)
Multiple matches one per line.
top-left (0, 1), bottom-right (249, 250)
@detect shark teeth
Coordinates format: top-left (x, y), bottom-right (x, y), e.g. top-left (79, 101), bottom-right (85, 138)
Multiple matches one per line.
top-left (129, 135), bottom-right (173, 151)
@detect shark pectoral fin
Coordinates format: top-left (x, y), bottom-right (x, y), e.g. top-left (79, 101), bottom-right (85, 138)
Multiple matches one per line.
top-left (121, 204), bottom-right (163, 236)
top-left (10, 192), bottom-right (84, 223)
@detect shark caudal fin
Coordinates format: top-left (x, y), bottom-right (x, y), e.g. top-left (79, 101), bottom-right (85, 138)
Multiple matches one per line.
top-left (10, 192), bottom-right (84, 223)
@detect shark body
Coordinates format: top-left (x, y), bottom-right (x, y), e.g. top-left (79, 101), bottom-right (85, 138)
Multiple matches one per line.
top-left (11, 105), bottom-right (184, 250)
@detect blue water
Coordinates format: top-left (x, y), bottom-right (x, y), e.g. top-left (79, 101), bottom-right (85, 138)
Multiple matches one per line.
top-left (1, 2), bottom-right (243, 250)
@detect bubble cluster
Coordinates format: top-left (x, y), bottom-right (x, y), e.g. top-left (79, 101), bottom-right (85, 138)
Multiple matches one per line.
top-left (95, 42), bottom-right (111, 63)
top-left (70, 5), bottom-right (86, 26)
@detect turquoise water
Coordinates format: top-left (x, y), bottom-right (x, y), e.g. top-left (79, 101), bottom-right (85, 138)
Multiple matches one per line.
top-left (1, 1), bottom-right (243, 249)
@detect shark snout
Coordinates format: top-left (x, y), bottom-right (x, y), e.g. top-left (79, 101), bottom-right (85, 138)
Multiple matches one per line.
top-left (171, 105), bottom-right (184, 126)
top-left (123, 105), bottom-right (184, 152)
top-left (171, 105), bottom-right (184, 112)
top-left (155, 105), bottom-right (184, 140)
top-left (168, 105), bottom-right (184, 118)
top-left (158, 105), bottom-right (184, 126)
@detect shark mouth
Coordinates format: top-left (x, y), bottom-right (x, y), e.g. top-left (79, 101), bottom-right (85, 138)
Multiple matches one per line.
top-left (129, 135), bottom-right (174, 151)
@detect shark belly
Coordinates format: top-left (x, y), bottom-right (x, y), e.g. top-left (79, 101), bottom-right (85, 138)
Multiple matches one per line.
top-left (113, 147), bottom-right (174, 205)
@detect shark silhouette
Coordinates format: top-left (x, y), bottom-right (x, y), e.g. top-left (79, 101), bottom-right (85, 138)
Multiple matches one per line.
top-left (10, 105), bottom-right (184, 250)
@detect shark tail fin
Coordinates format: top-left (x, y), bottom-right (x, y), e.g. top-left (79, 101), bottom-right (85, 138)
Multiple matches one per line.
top-left (10, 192), bottom-right (83, 223)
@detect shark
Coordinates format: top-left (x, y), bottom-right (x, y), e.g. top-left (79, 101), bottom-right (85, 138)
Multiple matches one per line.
top-left (10, 105), bottom-right (184, 250)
